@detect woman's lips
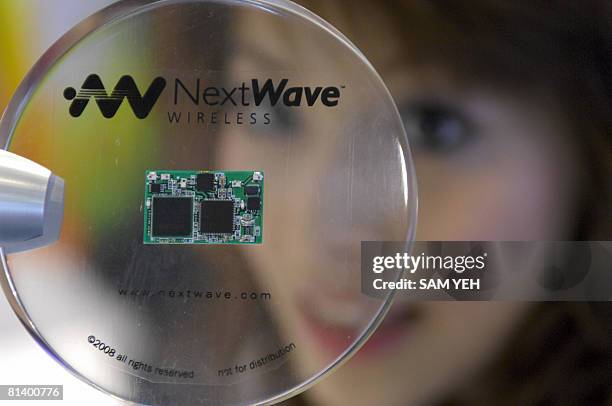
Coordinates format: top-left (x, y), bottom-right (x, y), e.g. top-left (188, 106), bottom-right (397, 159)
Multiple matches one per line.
top-left (355, 309), bottom-right (420, 360)
top-left (294, 231), bottom-right (417, 362)
top-left (297, 295), bottom-right (420, 361)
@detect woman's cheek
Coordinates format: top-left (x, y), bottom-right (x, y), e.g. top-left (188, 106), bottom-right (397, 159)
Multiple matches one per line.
top-left (415, 117), bottom-right (579, 241)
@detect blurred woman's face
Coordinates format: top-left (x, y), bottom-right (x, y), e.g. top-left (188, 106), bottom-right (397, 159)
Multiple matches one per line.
top-left (219, 5), bottom-right (582, 406)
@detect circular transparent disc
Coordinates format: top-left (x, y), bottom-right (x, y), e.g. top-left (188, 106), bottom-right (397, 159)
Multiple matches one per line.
top-left (0, 0), bottom-right (416, 404)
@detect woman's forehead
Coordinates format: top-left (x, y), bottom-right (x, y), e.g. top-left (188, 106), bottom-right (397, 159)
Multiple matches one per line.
top-left (233, 1), bottom-right (404, 70)
top-left (291, 1), bottom-right (581, 88)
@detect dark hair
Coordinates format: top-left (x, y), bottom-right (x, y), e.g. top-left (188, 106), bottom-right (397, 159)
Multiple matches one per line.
top-left (447, 302), bottom-right (612, 405)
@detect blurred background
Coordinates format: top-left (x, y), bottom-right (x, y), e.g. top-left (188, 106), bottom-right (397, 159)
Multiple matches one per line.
top-left (0, 3), bottom-right (121, 404)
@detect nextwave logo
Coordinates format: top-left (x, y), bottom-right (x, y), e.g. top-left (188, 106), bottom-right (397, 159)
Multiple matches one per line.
top-left (171, 78), bottom-right (342, 107)
top-left (63, 74), bottom-right (342, 123)
top-left (63, 74), bottom-right (167, 119)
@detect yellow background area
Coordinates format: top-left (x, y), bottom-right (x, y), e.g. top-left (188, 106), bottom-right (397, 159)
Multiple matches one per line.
top-left (0, 2), bottom-right (34, 107)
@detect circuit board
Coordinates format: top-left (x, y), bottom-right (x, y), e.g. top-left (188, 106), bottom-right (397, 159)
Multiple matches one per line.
top-left (144, 170), bottom-right (263, 244)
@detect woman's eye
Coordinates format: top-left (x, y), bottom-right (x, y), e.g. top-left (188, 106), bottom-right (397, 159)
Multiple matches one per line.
top-left (400, 102), bottom-right (474, 152)
top-left (271, 104), bottom-right (299, 132)
top-left (248, 103), bottom-right (301, 138)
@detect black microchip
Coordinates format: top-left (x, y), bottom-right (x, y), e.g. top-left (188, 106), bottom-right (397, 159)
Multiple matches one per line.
top-left (196, 173), bottom-right (215, 192)
top-left (152, 197), bottom-right (193, 237)
top-left (245, 185), bottom-right (260, 195)
top-left (200, 200), bottom-right (235, 234)
top-left (247, 196), bottom-right (261, 210)
top-left (150, 183), bottom-right (161, 193)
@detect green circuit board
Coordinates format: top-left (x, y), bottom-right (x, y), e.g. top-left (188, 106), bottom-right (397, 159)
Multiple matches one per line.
top-left (144, 170), bottom-right (263, 244)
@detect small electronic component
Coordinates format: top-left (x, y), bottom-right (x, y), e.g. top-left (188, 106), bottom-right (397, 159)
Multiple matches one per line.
top-left (245, 185), bottom-right (260, 195)
top-left (247, 196), bottom-right (261, 210)
top-left (144, 170), bottom-right (263, 244)
top-left (151, 197), bottom-right (193, 237)
top-left (196, 173), bottom-right (214, 192)
top-left (200, 200), bottom-right (235, 234)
